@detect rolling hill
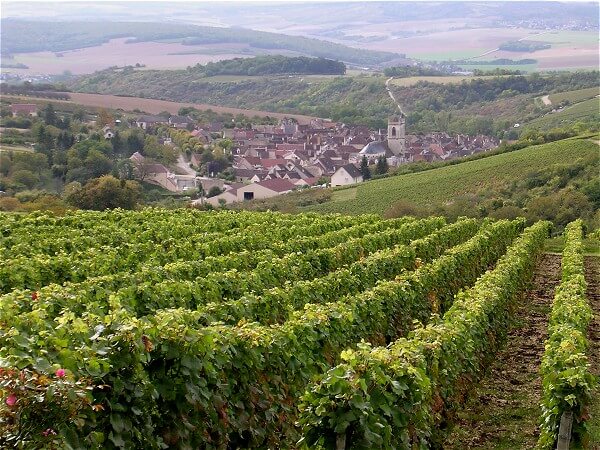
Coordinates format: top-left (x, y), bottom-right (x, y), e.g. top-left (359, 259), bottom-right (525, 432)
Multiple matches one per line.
top-left (0, 19), bottom-right (398, 66)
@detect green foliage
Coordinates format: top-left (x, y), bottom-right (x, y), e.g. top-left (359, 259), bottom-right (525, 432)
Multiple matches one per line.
top-left (206, 186), bottom-right (223, 198)
top-left (375, 156), bottom-right (389, 175)
top-left (197, 55), bottom-right (346, 76)
top-left (0, 210), bottom-right (536, 448)
top-left (307, 138), bottom-right (599, 230)
top-left (0, 212), bottom-right (379, 293)
top-left (538, 220), bottom-right (596, 448)
top-left (383, 65), bottom-right (445, 77)
top-left (360, 156), bottom-right (371, 180)
top-left (0, 368), bottom-right (95, 448)
top-left (65, 175), bottom-right (141, 210)
top-left (72, 67), bottom-right (598, 133)
top-left (499, 40), bottom-right (552, 52)
top-left (298, 220), bottom-right (549, 448)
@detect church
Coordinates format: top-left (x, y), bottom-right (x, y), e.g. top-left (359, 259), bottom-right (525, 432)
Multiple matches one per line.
top-left (358, 114), bottom-right (410, 165)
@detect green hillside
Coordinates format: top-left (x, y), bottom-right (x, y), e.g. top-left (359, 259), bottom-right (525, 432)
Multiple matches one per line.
top-left (308, 138), bottom-right (598, 215)
top-left (549, 86), bottom-right (599, 104)
top-left (236, 137), bottom-right (594, 229)
top-left (527, 97), bottom-right (600, 130)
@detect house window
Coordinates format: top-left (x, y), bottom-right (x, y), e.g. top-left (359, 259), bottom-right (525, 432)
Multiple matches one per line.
top-left (244, 192), bottom-right (254, 201)
top-left (391, 127), bottom-right (396, 137)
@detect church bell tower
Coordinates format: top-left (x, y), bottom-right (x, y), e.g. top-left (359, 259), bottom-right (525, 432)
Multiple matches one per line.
top-left (387, 115), bottom-right (406, 157)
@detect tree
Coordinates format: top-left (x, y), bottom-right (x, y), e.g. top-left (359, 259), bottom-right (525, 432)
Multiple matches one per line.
top-left (13, 152), bottom-right (48, 176)
top-left (72, 108), bottom-right (86, 122)
top-left (126, 130), bottom-right (145, 154)
top-left (375, 156), bottom-right (388, 175)
top-left (115, 159), bottom-right (135, 180)
top-left (56, 131), bottom-right (75, 151)
top-left (12, 170), bottom-right (38, 189)
top-left (360, 156), bottom-right (371, 180)
top-left (207, 186), bottom-right (223, 198)
top-left (111, 131), bottom-right (124, 155)
top-left (85, 149), bottom-right (113, 178)
top-left (65, 175), bottom-right (141, 210)
top-left (43, 104), bottom-right (58, 127)
top-left (97, 109), bottom-right (114, 128)
top-left (0, 155), bottom-right (11, 176)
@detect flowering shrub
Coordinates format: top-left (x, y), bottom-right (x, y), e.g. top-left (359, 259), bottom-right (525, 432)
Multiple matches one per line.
top-left (0, 368), bottom-right (97, 448)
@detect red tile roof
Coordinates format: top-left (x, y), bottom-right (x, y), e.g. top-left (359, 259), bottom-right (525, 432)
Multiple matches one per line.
top-left (11, 104), bottom-right (37, 114)
top-left (260, 158), bottom-right (288, 169)
top-left (256, 178), bottom-right (296, 193)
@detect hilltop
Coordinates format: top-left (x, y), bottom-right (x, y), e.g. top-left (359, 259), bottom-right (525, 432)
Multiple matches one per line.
top-left (0, 19), bottom-right (398, 67)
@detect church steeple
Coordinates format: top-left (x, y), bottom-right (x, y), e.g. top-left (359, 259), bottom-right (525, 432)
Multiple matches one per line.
top-left (387, 115), bottom-right (405, 157)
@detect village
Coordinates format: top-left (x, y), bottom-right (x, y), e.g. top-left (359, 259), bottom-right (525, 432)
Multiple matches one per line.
top-left (6, 102), bottom-right (499, 207)
top-left (126, 111), bottom-right (499, 206)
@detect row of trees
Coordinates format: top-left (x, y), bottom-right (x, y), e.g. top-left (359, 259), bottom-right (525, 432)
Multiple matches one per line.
top-left (195, 55), bottom-right (346, 76)
top-left (359, 155), bottom-right (389, 180)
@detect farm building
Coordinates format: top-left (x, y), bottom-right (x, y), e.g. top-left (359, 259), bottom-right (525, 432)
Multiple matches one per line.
top-left (11, 104), bottom-right (37, 117)
top-left (331, 164), bottom-right (363, 187)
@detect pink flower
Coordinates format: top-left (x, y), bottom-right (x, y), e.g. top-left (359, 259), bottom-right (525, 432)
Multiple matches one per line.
top-left (55, 368), bottom-right (66, 378)
top-left (42, 428), bottom-right (56, 436)
top-left (6, 393), bottom-right (17, 406)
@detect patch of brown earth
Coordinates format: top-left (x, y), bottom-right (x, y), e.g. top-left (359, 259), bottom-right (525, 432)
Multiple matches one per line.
top-left (444, 253), bottom-right (561, 449)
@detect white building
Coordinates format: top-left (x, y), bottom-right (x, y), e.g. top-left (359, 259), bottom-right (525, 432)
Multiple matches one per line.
top-left (331, 164), bottom-right (363, 187)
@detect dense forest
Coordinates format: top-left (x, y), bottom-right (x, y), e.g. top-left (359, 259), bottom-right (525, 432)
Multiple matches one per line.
top-left (194, 56), bottom-right (346, 76)
top-left (0, 19), bottom-right (396, 66)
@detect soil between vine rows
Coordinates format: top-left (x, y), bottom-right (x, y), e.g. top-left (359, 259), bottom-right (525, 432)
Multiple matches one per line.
top-left (584, 256), bottom-right (600, 450)
top-left (443, 253), bottom-right (561, 449)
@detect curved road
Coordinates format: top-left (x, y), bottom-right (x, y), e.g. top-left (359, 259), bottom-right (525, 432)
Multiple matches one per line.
top-left (385, 77), bottom-right (406, 116)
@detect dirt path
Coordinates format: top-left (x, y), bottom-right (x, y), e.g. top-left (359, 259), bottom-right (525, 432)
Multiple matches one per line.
top-left (444, 253), bottom-right (561, 449)
top-left (585, 256), bottom-right (600, 448)
top-left (541, 95), bottom-right (552, 106)
top-left (385, 77), bottom-right (406, 116)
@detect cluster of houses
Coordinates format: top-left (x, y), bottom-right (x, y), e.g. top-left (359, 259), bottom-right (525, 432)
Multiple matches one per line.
top-left (135, 114), bottom-right (196, 130)
top-left (127, 112), bottom-right (498, 205)
top-left (200, 115), bottom-right (498, 206)
top-left (10, 102), bottom-right (498, 205)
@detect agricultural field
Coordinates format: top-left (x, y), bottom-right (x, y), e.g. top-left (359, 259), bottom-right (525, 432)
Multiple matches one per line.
top-left (0, 210), bottom-right (597, 448)
top-left (526, 97), bottom-right (600, 130)
top-left (2, 92), bottom-right (318, 124)
top-left (387, 75), bottom-right (501, 87)
top-left (548, 86), bottom-right (599, 104)
top-left (5, 38), bottom-right (253, 75)
top-left (307, 138), bottom-right (599, 215)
